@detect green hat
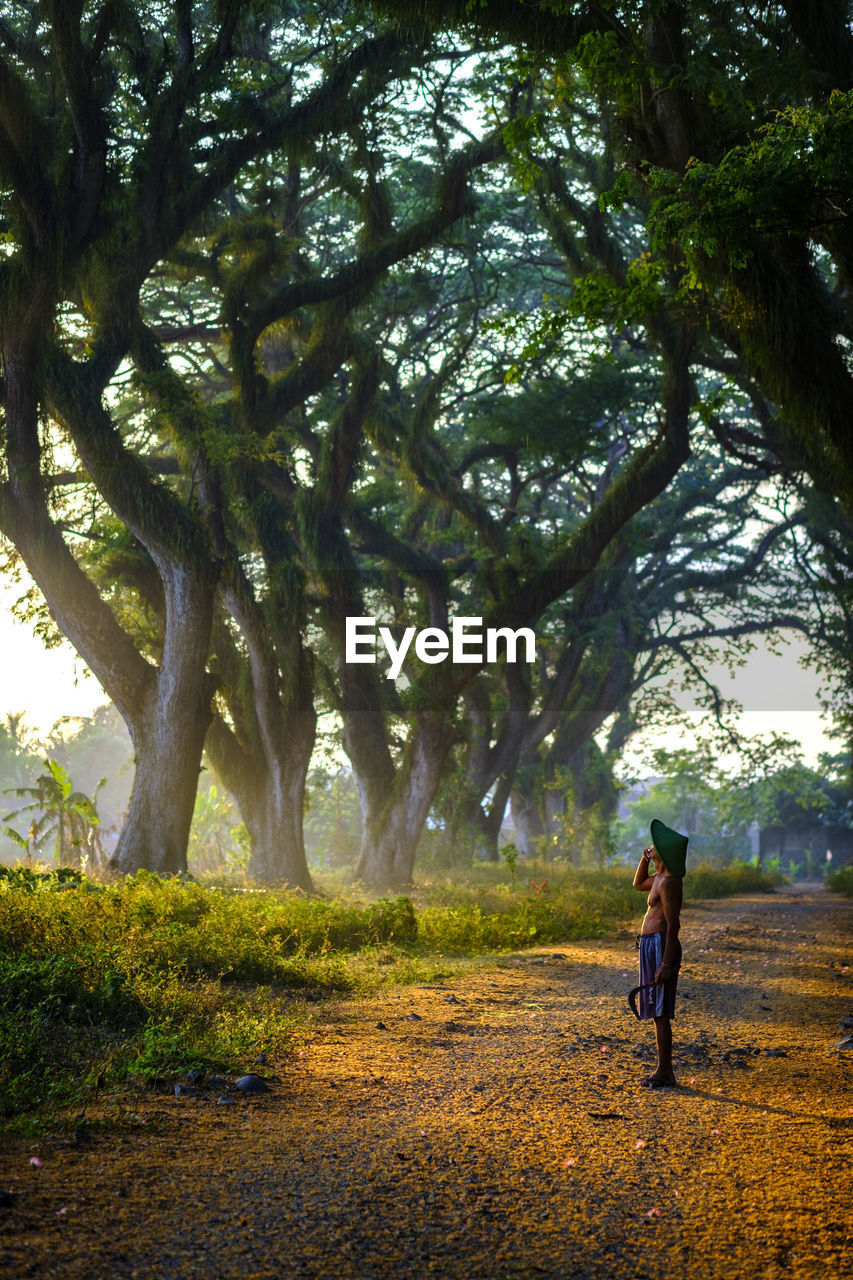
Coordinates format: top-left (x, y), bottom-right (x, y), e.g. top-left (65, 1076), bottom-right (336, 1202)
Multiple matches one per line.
top-left (650, 819), bottom-right (688, 878)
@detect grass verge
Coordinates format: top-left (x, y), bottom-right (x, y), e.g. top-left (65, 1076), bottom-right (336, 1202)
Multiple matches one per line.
top-left (0, 860), bottom-right (783, 1133)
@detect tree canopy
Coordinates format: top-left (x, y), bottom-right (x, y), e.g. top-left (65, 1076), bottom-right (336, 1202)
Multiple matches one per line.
top-left (0, 0), bottom-right (849, 886)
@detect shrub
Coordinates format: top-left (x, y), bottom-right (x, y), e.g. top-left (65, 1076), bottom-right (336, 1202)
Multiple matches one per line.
top-left (683, 862), bottom-right (785, 899)
top-left (0, 950), bottom-right (147, 1117)
top-left (826, 862), bottom-right (853, 897)
top-left (0, 858), bottom-right (788, 1127)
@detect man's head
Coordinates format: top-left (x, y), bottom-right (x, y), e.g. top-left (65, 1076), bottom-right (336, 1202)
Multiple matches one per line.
top-left (650, 819), bottom-right (688, 878)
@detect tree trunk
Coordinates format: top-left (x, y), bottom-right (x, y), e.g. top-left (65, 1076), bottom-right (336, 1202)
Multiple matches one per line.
top-left (206, 709), bottom-right (316, 891)
top-left (509, 780), bottom-right (546, 859)
top-left (56, 816), bottom-right (71, 869)
top-left (447, 669), bottom-right (530, 862)
top-left (354, 713), bottom-right (453, 890)
top-left (112, 564), bottom-right (216, 874)
top-left (243, 770), bottom-right (313, 888)
top-left (205, 576), bottom-right (316, 890)
top-left (449, 792), bottom-right (494, 863)
top-left (450, 771), bottom-right (513, 863)
top-left (480, 771), bottom-right (514, 859)
top-left (114, 708), bottom-right (207, 875)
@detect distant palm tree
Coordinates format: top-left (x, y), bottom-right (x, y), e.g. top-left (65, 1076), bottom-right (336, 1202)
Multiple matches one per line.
top-left (3, 759), bottom-right (105, 867)
top-left (0, 712), bottom-right (41, 790)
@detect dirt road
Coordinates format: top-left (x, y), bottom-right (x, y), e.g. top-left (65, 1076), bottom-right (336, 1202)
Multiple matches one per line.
top-left (2, 885), bottom-right (851, 1280)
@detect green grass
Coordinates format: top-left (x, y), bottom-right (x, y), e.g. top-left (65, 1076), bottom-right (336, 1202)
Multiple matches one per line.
top-left (0, 859), bottom-right (783, 1131)
top-left (826, 862), bottom-right (853, 897)
top-left (681, 861), bottom-right (786, 899)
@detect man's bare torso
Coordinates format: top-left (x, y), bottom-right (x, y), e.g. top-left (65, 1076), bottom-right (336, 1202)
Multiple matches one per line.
top-left (641, 871), bottom-right (669, 933)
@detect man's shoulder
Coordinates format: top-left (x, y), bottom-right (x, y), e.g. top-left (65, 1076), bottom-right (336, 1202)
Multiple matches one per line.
top-left (659, 873), bottom-right (683, 906)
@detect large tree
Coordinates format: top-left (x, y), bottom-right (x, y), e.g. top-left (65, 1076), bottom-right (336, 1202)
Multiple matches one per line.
top-left (122, 40), bottom-right (520, 885)
top-left (117, 43), bottom-right (693, 890)
top-left (366, 0), bottom-right (853, 510)
top-left (0, 1), bottom-right (431, 874)
top-left (5, 1), bottom-right (845, 886)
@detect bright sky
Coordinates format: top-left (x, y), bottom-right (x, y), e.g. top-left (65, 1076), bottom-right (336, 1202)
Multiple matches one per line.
top-left (0, 582), bottom-right (838, 764)
top-left (0, 587), bottom-right (107, 736)
top-left (616, 631), bottom-right (838, 775)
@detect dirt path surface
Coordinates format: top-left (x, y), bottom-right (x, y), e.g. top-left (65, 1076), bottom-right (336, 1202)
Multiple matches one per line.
top-left (2, 886), bottom-right (852, 1280)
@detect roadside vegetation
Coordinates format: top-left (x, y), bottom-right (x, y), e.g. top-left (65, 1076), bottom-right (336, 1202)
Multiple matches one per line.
top-left (827, 863), bottom-right (853, 897)
top-left (0, 860), bottom-right (783, 1134)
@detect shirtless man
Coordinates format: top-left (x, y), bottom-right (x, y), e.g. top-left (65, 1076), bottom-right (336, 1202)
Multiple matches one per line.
top-left (632, 819), bottom-right (688, 1089)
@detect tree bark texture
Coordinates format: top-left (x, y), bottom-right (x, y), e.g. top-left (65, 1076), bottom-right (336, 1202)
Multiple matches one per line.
top-left (353, 711), bottom-right (454, 890)
top-left (112, 564), bottom-right (216, 875)
top-left (205, 579), bottom-right (316, 891)
top-left (509, 776), bottom-right (546, 859)
top-left (205, 704), bottom-right (316, 891)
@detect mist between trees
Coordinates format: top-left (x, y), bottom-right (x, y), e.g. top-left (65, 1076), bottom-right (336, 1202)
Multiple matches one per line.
top-left (0, 2), bottom-right (851, 892)
top-left (0, 706), bottom-right (848, 889)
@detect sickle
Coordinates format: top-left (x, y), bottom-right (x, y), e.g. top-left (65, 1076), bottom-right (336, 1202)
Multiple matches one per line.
top-left (627, 982), bottom-right (659, 1020)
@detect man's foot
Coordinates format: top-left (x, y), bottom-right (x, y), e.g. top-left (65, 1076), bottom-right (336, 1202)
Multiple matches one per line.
top-left (639, 1073), bottom-right (678, 1089)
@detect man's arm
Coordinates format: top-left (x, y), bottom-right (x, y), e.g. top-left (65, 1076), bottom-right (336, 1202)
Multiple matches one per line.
top-left (655, 875), bottom-right (683, 981)
top-left (633, 845), bottom-right (655, 891)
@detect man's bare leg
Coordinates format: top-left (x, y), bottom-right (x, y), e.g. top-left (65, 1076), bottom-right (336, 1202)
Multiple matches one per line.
top-left (641, 1016), bottom-right (677, 1087)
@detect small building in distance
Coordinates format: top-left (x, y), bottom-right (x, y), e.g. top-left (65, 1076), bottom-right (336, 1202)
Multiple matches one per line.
top-left (759, 821), bottom-right (853, 872)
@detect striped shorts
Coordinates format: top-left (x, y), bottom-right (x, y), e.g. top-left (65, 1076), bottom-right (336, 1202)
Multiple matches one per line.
top-left (637, 931), bottom-right (681, 1020)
